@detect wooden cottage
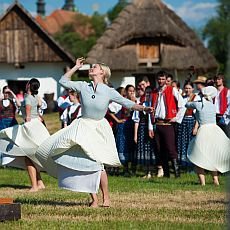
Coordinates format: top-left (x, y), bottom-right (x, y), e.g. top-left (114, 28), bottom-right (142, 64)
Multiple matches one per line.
top-left (87, 0), bottom-right (218, 88)
top-left (0, 1), bottom-right (74, 100)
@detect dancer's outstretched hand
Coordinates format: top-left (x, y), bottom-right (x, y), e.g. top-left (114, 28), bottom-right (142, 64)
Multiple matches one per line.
top-left (144, 107), bottom-right (154, 113)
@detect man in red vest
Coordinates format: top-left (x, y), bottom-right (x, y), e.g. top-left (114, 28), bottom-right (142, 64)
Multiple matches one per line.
top-left (214, 73), bottom-right (230, 138)
top-left (149, 71), bottom-right (185, 177)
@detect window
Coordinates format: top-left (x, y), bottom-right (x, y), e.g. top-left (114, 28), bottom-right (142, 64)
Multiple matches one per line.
top-left (137, 43), bottom-right (160, 66)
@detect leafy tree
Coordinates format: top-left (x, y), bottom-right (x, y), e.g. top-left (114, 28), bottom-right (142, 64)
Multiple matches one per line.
top-left (54, 12), bottom-right (106, 58)
top-left (202, 0), bottom-right (230, 73)
top-left (91, 12), bottom-right (107, 37)
top-left (107, 0), bottom-right (129, 23)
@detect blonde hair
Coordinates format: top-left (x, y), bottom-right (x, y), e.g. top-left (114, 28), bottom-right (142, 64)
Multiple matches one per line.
top-left (98, 63), bottom-right (111, 85)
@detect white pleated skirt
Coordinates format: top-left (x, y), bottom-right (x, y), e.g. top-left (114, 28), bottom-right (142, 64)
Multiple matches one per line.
top-left (36, 117), bottom-right (121, 193)
top-left (0, 118), bottom-right (50, 170)
top-left (187, 123), bottom-right (230, 173)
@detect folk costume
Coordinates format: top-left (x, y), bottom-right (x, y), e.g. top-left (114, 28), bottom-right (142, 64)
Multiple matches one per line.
top-left (0, 94), bottom-right (50, 169)
top-left (60, 102), bottom-right (82, 126)
top-left (0, 98), bottom-right (18, 130)
top-left (35, 76), bottom-right (135, 193)
top-left (177, 94), bottom-right (198, 168)
top-left (187, 86), bottom-right (230, 173)
top-left (57, 93), bottom-right (73, 128)
top-left (150, 85), bottom-right (185, 177)
top-left (214, 87), bottom-right (230, 138)
top-left (115, 106), bottom-right (135, 166)
top-left (132, 96), bottom-right (155, 175)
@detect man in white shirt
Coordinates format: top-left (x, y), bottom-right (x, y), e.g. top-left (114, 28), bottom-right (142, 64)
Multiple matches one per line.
top-left (149, 71), bottom-right (185, 178)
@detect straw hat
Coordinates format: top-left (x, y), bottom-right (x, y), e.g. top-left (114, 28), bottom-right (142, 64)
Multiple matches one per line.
top-left (193, 76), bottom-right (207, 84)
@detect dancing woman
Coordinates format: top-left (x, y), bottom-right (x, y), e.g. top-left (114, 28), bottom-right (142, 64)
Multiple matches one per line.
top-left (0, 79), bottom-right (50, 192)
top-left (36, 57), bottom-right (153, 207)
top-left (186, 86), bottom-right (230, 185)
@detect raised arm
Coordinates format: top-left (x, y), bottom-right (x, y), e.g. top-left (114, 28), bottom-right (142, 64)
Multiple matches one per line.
top-left (59, 57), bottom-right (85, 91)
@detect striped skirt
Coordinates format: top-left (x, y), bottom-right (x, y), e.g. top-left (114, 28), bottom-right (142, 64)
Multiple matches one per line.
top-left (135, 123), bottom-right (155, 166)
top-left (0, 118), bottom-right (18, 131)
top-left (115, 119), bottom-right (135, 164)
top-left (177, 116), bottom-right (195, 166)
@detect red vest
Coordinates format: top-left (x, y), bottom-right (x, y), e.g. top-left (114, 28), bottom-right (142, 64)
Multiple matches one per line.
top-left (185, 94), bottom-right (196, 116)
top-left (219, 87), bottom-right (228, 115)
top-left (152, 86), bottom-right (178, 119)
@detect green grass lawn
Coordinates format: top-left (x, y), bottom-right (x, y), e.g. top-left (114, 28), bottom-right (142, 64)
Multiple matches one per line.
top-left (1, 112), bottom-right (227, 229)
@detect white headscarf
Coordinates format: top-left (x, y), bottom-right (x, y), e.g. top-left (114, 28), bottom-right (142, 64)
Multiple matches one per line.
top-left (201, 86), bottom-right (217, 101)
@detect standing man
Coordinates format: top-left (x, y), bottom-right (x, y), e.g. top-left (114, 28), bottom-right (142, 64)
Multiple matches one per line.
top-left (214, 73), bottom-right (230, 138)
top-left (149, 71), bottom-right (185, 177)
top-left (193, 76), bottom-right (207, 92)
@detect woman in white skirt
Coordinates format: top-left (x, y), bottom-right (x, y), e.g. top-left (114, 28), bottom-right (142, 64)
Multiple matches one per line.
top-left (36, 57), bottom-right (153, 207)
top-left (186, 86), bottom-right (230, 185)
top-left (0, 78), bottom-right (50, 191)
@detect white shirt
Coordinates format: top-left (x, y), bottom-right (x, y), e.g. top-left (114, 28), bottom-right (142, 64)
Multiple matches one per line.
top-left (154, 86), bottom-right (185, 123)
top-left (108, 101), bottom-right (122, 114)
top-left (61, 103), bottom-right (82, 124)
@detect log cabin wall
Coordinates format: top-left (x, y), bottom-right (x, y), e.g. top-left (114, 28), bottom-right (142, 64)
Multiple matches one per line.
top-left (0, 9), bottom-right (63, 65)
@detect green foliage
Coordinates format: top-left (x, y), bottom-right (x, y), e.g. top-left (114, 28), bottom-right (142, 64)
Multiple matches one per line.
top-left (91, 12), bottom-right (107, 37)
top-left (202, 0), bottom-right (230, 73)
top-left (54, 31), bottom-right (96, 58)
top-left (53, 12), bottom-right (106, 58)
top-left (107, 0), bottom-right (129, 22)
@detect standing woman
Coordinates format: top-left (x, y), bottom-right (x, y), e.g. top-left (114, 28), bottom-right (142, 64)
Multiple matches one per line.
top-left (186, 86), bottom-right (230, 185)
top-left (0, 78), bottom-right (50, 192)
top-left (133, 86), bottom-right (156, 178)
top-left (0, 86), bottom-right (21, 130)
top-left (36, 58), bottom-right (152, 208)
top-left (177, 81), bottom-right (197, 170)
top-left (115, 84), bottom-right (136, 176)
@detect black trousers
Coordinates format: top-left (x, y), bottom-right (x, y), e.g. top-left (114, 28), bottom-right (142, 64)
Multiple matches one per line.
top-left (155, 124), bottom-right (178, 166)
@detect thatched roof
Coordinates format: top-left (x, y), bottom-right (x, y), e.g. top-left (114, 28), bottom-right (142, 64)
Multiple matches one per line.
top-left (87, 0), bottom-right (218, 72)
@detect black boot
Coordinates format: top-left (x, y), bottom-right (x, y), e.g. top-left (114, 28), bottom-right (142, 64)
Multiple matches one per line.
top-left (163, 162), bottom-right (170, 178)
top-left (172, 159), bottom-right (180, 178)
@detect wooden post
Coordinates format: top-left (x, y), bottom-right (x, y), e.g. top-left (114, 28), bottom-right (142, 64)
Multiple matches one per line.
top-left (0, 198), bottom-right (21, 221)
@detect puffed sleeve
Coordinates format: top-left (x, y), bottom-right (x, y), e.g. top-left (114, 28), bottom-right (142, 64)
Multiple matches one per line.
top-left (186, 101), bottom-right (200, 109)
top-left (109, 88), bottom-right (135, 109)
top-left (59, 75), bottom-right (85, 93)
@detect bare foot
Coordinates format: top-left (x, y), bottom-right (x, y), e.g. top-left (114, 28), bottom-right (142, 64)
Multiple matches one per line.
top-left (89, 201), bottom-right (98, 208)
top-left (213, 179), bottom-right (220, 186)
top-left (102, 200), bottom-right (110, 207)
top-left (37, 180), bottom-right (45, 190)
top-left (38, 185), bottom-right (45, 190)
top-left (29, 187), bottom-right (39, 192)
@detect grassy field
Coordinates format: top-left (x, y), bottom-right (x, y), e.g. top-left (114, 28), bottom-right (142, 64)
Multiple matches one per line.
top-left (0, 112), bottom-right (228, 229)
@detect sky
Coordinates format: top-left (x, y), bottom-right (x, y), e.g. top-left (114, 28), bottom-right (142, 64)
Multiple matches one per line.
top-left (0, 0), bottom-right (219, 28)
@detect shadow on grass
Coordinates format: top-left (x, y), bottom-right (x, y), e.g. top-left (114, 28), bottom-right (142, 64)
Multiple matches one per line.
top-left (0, 184), bottom-right (30, 189)
top-left (206, 199), bottom-right (228, 205)
top-left (143, 179), bottom-right (200, 185)
top-left (15, 198), bottom-right (89, 207)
